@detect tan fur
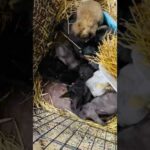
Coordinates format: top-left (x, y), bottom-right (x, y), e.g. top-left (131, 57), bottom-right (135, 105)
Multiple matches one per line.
top-left (72, 0), bottom-right (103, 39)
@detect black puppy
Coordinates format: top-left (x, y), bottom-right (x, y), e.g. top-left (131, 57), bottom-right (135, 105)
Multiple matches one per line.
top-left (38, 54), bottom-right (79, 84)
top-left (62, 63), bottom-right (95, 112)
top-left (78, 63), bottom-right (95, 80)
top-left (68, 79), bottom-right (92, 112)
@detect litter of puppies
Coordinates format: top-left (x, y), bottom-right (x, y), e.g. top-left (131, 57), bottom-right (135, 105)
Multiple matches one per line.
top-left (38, 0), bottom-right (117, 126)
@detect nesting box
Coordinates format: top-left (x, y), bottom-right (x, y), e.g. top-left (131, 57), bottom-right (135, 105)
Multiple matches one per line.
top-left (33, 0), bottom-right (117, 149)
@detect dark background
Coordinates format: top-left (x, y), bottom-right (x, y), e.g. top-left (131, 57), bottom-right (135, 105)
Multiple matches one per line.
top-left (0, 0), bottom-right (33, 149)
top-left (0, 0), bottom-right (32, 86)
top-left (118, 0), bottom-right (150, 150)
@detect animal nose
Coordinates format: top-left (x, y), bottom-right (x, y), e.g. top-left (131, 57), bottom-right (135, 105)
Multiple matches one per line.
top-left (81, 34), bottom-right (88, 39)
top-left (89, 33), bottom-right (94, 38)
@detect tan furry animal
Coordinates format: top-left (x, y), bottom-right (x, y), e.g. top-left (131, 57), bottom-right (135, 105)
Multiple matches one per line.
top-left (72, 0), bottom-right (103, 39)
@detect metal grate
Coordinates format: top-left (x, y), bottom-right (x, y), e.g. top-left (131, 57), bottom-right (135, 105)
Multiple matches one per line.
top-left (33, 108), bottom-right (117, 150)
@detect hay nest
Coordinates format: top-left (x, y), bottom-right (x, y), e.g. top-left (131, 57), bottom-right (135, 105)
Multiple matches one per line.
top-left (120, 0), bottom-right (150, 64)
top-left (33, 0), bottom-right (117, 134)
top-left (34, 74), bottom-right (117, 133)
top-left (87, 34), bottom-right (117, 78)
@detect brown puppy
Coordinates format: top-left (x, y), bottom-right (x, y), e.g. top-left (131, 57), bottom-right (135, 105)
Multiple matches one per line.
top-left (72, 0), bottom-right (103, 40)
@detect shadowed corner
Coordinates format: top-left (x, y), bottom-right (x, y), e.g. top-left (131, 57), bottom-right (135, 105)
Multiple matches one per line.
top-left (0, 0), bottom-right (33, 149)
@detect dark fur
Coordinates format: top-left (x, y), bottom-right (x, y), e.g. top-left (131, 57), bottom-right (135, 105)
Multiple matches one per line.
top-left (55, 32), bottom-right (85, 70)
top-left (67, 63), bottom-right (95, 112)
top-left (68, 78), bottom-right (93, 112)
top-left (38, 55), bottom-right (79, 84)
top-left (78, 63), bottom-right (96, 81)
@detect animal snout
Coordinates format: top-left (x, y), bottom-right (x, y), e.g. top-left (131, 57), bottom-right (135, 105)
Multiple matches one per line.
top-left (82, 31), bottom-right (94, 38)
top-left (80, 32), bottom-right (95, 43)
top-left (88, 32), bottom-right (94, 38)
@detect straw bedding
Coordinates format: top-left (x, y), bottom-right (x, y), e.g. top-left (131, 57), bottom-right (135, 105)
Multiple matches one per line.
top-left (87, 34), bottom-right (117, 78)
top-left (33, 0), bottom-right (117, 134)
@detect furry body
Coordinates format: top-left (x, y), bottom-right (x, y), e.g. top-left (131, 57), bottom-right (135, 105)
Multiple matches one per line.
top-left (72, 0), bottom-right (103, 39)
top-left (67, 63), bottom-right (95, 111)
top-left (78, 92), bottom-right (117, 125)
top-left (43, 82), bottom-right (72, 111)
top-left (55, 33), bottom-right (82, 70)
top-left (78, 63), bottom-right (95, 81)
top-left (68, 78), bottom-right (93, 112)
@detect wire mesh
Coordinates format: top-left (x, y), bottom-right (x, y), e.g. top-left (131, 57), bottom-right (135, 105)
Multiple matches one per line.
top-left (33, 108), bottom-right (117, 150)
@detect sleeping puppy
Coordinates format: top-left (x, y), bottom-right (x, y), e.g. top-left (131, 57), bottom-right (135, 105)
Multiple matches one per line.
top-left (62, 63), bottom-right (95, 112)
top-left (56, 41), bottom-right (80, 70)
top-left (43, 82), bottom-right (72, 111)
top-left (55, 33), bottom-right (81, 70)
top-left (72, 0), bottom-right (103, 40)
top-left (67, 78), bottom-right (93, 112)
top-left (78, 92), bottom-right (117, 125)
top-left (38, 55), bottom-right (79, 84)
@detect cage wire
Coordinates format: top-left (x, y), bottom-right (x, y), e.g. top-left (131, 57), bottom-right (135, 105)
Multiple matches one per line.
top-left (33, 108), bottom-right (117, 150)
top-left (33, 0), bottom-right (117, 149)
